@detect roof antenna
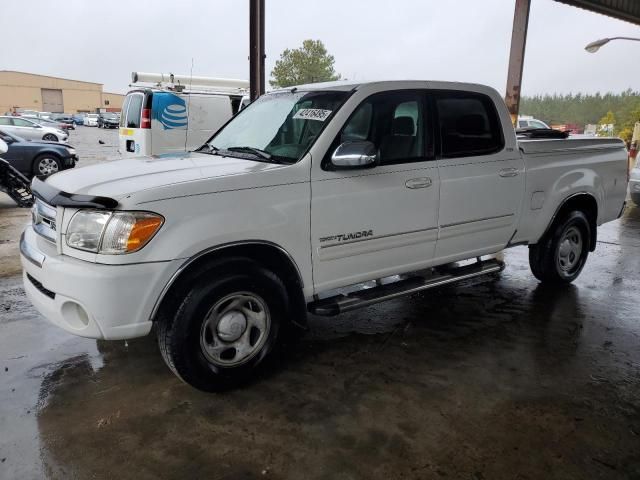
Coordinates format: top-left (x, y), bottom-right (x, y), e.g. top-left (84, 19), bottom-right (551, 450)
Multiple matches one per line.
top-left (184, 58), bottom-right (194, 152)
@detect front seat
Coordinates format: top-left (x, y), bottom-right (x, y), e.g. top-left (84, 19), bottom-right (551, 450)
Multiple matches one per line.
top-left (379, 116), bottom-right (416, 162)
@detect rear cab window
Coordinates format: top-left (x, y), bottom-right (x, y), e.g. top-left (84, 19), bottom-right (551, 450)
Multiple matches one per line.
top-left (434, 91), bottom-right (504, 158)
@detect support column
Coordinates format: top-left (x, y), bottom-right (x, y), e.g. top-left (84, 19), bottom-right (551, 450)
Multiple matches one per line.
top-left (505, 0), bottom-right (531, 125)
top-left (249, 0), bottom-right (265, 101)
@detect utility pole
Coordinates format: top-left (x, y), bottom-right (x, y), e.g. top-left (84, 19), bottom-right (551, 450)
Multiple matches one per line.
top-left (249, 0), bottom-right (265, 101)
top-left (505, 0), bottom-right (531, 125)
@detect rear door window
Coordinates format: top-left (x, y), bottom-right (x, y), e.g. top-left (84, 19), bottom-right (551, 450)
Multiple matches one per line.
top-left (125, 94), bottom-right (143, 128)
top-left (120, 96), bottom-right (131, 127)
top-left (435, 91), bottom-right (504, 158)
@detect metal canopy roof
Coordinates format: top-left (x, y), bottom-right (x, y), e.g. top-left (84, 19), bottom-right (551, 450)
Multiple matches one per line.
top-left (555, 0), bottom-right (640, 25)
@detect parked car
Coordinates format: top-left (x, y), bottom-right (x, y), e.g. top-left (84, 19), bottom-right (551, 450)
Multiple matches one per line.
top-left (29, 118), bottom-right (76, 133)
top-left (72, 113), bottom-right (86, 126)
top-left (50, 114), bottom-right (76, 130)
top-left (21, 80), bottom-right (628, 391)
top-left (26, 116), bottom-right (72, 133)
top-left (98, 113), bottom-right (120, 129)
top-left (16, 109), bottom-right (40, 117)
top-left (0, 116), bottom-right (68, 142)
top-left (0, 129), bottom-right (77, 177)
top-left (517, 116), bottom-right (550, 129)
top-left (84, 114), bottom-right (99, 127)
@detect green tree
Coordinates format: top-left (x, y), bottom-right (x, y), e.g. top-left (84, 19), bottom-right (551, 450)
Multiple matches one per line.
top-left (597, 111), bottom-right (616, 137)
top-left (270, 39), bottom-right (341, 88)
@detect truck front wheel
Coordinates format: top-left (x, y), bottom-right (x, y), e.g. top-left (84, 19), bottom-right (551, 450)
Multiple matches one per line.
top-left (529, 210), bottom-right (591, 284)
top-left (156, 258), bottom-right (289, 391)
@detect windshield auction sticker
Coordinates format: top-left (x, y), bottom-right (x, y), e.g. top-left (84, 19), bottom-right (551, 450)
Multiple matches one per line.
top-left (293, 109), bottom-right (332, 121)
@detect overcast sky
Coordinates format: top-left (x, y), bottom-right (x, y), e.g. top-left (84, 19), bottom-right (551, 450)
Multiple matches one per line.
top-left (4, 0), bottom-right (639, 96)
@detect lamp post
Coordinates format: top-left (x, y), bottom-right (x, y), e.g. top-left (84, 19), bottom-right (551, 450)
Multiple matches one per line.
top-left (585, 36), bottom-right (640, 53)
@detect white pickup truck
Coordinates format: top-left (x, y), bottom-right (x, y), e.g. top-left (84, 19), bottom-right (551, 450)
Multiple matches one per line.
top-left (20, 80), bottom-right (628, 391)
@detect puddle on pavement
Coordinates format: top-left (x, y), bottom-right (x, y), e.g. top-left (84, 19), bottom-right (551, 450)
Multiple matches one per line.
top-left (1, 206), bottom-right (639, 478)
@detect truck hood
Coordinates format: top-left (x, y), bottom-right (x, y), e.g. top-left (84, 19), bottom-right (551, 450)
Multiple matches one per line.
top-left (45, 152), bottom-right (289, 199)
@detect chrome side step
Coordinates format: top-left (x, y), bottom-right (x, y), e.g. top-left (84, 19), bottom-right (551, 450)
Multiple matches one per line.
top-left (308, 258), bottom-right (504, 316)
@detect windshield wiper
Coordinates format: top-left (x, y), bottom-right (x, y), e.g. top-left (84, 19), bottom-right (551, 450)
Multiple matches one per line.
top-left (226, 146), bottom-right (272, 160)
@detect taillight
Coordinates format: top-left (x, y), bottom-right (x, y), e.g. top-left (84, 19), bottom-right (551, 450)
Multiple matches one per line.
top-left (141, 108), bottom-right (151, 129)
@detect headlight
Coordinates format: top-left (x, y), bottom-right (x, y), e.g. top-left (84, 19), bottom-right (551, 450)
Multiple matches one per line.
top-left (66, 210), bottom-right (164, 254)
top-left (66, 147), bottom-right (76, 155)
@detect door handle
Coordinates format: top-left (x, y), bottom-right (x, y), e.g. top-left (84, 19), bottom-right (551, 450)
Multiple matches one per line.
top-left (405, 177), bottom-right (432, 189)
top-left (499, 168), bottom-right (520, 178)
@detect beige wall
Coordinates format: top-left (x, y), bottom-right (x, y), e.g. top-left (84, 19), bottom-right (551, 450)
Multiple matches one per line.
top-left (0, 71), bottom-right (124, 114)
top-left (101, 92), bottom-right (125, 111)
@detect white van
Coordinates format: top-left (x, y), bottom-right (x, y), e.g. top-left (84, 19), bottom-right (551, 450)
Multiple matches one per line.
top-left (119, 72), bottom-right (249, 157)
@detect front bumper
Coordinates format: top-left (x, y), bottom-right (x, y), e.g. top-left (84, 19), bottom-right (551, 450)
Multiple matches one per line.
top-left (20, 227), bottom-right (181, 340)
top-left (63, 154), bottom-right (78, 168)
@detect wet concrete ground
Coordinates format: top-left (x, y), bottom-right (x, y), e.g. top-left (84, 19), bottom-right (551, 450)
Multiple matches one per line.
top-left (1, 128), bottom-right (639, 479)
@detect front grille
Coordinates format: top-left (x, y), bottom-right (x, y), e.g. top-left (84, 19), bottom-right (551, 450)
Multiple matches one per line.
top-left (27, 274), bottom-right (56, 299)
top-left (32, 199), bottom-right (57, 243)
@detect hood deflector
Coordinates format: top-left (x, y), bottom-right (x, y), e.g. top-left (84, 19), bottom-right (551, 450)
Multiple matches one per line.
top-left (31, 177), bottom-right (118, 209)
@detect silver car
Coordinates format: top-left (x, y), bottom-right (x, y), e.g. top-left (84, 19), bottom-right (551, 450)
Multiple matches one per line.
top-left (0, 116), bottom-right (68, 142)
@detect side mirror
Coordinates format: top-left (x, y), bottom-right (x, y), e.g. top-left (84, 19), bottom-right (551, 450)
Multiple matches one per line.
top-left (0, 139), bottom-right (7, 155)
top-left (330, 140), bottom-right (378, 170)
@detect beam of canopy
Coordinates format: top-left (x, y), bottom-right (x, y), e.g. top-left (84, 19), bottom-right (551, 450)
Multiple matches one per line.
top-left (555, 0), bottom-right (640, 25)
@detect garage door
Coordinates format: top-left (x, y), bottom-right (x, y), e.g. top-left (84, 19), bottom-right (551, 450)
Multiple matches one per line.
top-left (41, 89), bottom-right (63, 112)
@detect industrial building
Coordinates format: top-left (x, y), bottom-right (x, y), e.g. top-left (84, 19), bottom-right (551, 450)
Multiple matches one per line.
top-left (0, 70), bottom-right (124, 114)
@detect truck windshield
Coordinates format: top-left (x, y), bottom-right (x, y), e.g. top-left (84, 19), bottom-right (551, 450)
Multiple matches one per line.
top-left (205, 90), bottom-right (349, 163)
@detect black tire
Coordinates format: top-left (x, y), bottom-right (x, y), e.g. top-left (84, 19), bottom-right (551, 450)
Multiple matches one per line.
top-left (32, 154), bottom-right (62, 177)
top-left (42, 133), bottom-right (58, 142)
top-left (156, 257), bottom-right (290, 392)
top-left (529, 210), bottom-right (591, 284)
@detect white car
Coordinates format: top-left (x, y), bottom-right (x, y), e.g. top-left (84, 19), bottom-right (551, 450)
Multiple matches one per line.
top-left (20, 80), bottom-right (628, 391)
top-left (0, 116), bottom-right (68, 142)
top-left (84, 114), bottom-right (99, 127)
top-left (517, 116), bottom-right (550, 129)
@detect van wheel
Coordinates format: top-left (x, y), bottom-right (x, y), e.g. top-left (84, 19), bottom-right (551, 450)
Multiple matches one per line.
top-left (156, 257), bottom-right (289, 392)
top-left (42, 133), bottom-right (58, 142)
top-left (529, 210), bottom-right (590, 284)
top-left (33, 155), bottom-right (61, 176)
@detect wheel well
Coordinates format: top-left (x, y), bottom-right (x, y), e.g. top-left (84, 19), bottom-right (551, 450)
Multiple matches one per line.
top-left (153, 242), bottom-right (307, 328)
top-left (550, 194), bottom-right (598, 251)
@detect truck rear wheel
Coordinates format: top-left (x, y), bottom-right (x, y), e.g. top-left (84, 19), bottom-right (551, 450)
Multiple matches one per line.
top-left (156, 257), bottom-right (289, 392)
top-left (529, 210), bottom-right (590, 284)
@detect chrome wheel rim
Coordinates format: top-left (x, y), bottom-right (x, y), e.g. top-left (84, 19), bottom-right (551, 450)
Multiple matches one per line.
top-left (38, 158), bottom-right (59, 175)
top-left (43, 134), bottom-right (56, 141)
top-left (557, 226), bottom-right (583, 273)
top-left (200, 292), bottom-right (270, 367)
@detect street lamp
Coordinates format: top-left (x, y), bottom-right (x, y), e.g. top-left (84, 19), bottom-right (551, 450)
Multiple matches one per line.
top-left (585, 36), bottom-right (640, 53)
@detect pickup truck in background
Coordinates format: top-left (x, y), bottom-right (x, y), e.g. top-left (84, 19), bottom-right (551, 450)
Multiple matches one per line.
top-left (20, 80), bottom-right (628, 391)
